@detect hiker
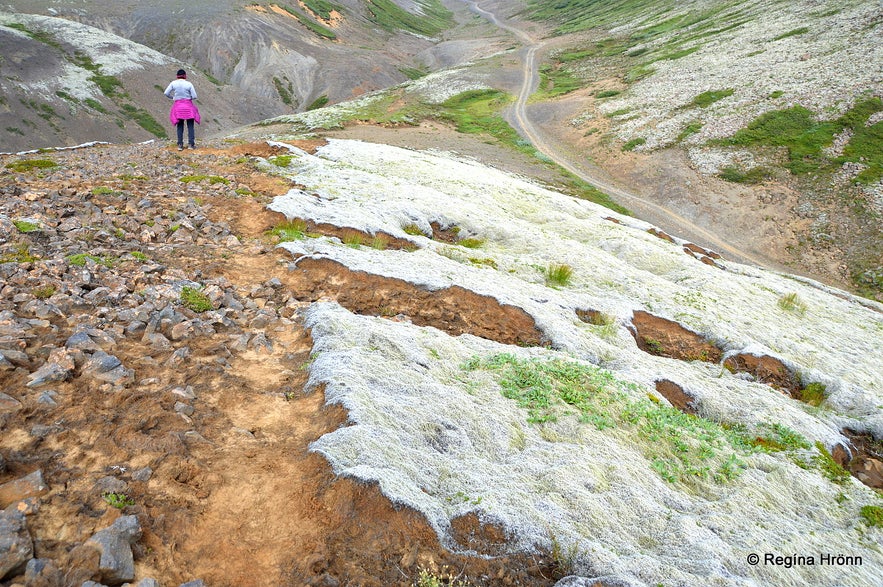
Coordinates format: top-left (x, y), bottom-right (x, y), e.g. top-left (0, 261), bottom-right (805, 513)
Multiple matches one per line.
top-left (164, 69), bottom-right (200, 150)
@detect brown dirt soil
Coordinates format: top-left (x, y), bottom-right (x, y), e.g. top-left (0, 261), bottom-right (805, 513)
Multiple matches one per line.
top-left (284, 257), bottom-right (547, 347)
top-left (629, 311), bottom-right (723, 363)
top-left (0, 141), bottom-right (561, 587)
top-left (723, 353), bottom-right (799, 395)
top-left (835, 429), bottom-right (883, 491)
top-left (654, 380), bottom-right (697, 415)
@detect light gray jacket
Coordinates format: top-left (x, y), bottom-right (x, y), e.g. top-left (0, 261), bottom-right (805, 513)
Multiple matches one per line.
top-left (164, 79), bottom-right (197, 101)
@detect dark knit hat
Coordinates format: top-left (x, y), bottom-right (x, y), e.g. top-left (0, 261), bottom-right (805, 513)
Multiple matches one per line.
top-left (176, 69), bottom-right (186, 78)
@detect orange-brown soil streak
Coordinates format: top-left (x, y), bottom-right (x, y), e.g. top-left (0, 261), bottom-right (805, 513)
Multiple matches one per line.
top-left (286, 257), bottom-right (547, 347)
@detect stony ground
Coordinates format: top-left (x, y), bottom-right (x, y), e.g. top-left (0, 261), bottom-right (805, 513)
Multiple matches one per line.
top-left (0, 140), bottom-right (563, 587)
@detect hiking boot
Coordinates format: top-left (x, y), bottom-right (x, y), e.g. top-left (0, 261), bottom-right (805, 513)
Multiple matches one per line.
top-left (177, 144), bottom-right (184, 151)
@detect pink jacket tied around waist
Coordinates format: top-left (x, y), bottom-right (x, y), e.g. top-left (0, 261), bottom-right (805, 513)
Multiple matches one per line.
top-left (169, 99), bottom-right (200, 125)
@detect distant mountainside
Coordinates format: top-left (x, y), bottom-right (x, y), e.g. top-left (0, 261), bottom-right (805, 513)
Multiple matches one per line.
top-left (517, 0), bottom-right (882, 299)
top-left (1, 0), bottom-right (479, 151)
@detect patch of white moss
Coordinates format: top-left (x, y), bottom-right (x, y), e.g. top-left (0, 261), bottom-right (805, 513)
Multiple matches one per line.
top-left (265, 139), bottom-right (883, 586)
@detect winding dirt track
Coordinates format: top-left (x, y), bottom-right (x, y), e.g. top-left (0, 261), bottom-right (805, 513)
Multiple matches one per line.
top-left (464, 1), bottom-right (770, 268)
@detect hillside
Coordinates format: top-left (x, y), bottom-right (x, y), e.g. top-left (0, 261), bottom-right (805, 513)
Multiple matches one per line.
top-left (1, 130), bottom-right (882, 585)
top-left (1, 0), bottom-right (493, 151)
top-left (514, 0), bottom-right (883, 298)
top-left (1, 1), bottom-right (883, 586)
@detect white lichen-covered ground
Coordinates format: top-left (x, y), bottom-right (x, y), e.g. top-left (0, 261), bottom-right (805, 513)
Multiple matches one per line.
top-left (264, 138), bottom-right (883, 586)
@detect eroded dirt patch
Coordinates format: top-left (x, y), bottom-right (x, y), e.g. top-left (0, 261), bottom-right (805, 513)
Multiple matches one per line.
top-left (630, 311), bottom-right (722, 363)
top-left (654, 380), bottom-right (697, 415)
top-left (287, 257), bottom-right (546, 346)
top-left (450, 512), bottom-right (513, 557)
top-left (723, 353), bottom-right (799, 395)
top-left (834, 429), bottom-right (883, 490)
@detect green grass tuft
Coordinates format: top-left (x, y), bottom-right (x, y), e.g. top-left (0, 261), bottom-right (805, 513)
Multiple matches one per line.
top-left (364, 0), bottom-right (453, 37)
top-left (269, 219), bottom-right (308, 242)
top-left (773, 27), bottom-right (810, 41)
top-left (777, 292), bottom-right (807, 315)
top-left (622, 137), bottom-right (646, 152)
top-left (860, 505), bottom-right (883, 527)
top-left (691, 88), bottom-right (734, 108)
top-left (718, 166), bottom-right (771, 184)
top-left (546, 263), bottom-right (574, 287)
top-left (13, 220), bottom-right (40, 233)
top-left (180, 286), bottom-right (213, 313)
top-left (5, 159), bottom-right (58, 172)
top-left (307, 95), bottom-right (330, 111)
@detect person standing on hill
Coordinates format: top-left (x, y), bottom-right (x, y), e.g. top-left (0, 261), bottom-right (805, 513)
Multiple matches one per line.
top-left (164, 69), bottom-right (200, 150)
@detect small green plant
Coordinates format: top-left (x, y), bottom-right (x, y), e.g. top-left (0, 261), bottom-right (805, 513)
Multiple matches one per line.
top-left (415, 567), bottom-right (472, 587)
top-left (102, 492), bottom-right (135, 509)
top-left (546, 263), bottom-right (574, 287)
top-left (777, 292), bottom-right (807, 315)
top-left (269, 219), bottom-right (308, 242)
top-left (622, 137), bottom-right (646, 151)
top-left (180, 286), bottom-right (213, 313)
top-left (129, 251), bottom-right (149, 262)
top-left (5, 159), bottom-right (58, 172)
top-left (691, 88), bottom-right (734, 108)
top-left (814, 441), bottom-right (851, 485)
top-left (677, 121), bottom-right (703, 141)
top-left (370, 235), bottom-right (389, 250)
top-left (860, 505), bottom-right (883, 527)
top-left (13, 220), bottom-right (40, 233)
top-left (769, 90), bottom-right (785, 99)
top-left (91, 186), bottom-right (115, 195)
top-left (595, 89), bottom-right (621, 98)
top-left (403, 223), bottom-right (425, 236)
top-left (643, 337), bottom-right (665, 355)
top-left (32, 285), bottom-right (56, 299)
top-left (66, 254), bottom-right (114, 268)
top-left (800, 382), bottom-right (827, 407)
top-left (457, 237), bottom-right (486, 249)
top-left (0, 244), bottom-right (38, 264)
top-left (270, 155), bottom-right (293, 167)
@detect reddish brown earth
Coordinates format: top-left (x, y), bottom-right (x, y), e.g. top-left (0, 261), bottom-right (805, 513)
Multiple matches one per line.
top-left (629, 311), bottom-right (723, 363)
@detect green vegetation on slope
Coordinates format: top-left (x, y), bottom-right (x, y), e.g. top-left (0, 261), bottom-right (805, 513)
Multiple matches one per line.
top-left (462, 354), bottom-right (822, 486)
top-left (365, 0), bottom-right (453, 37)
top-left (278, 4), bottom-right (337, 39)
top-left (723, 98), bottom-right (883, 182)
top-left (302, 0), bottom-right (342, 20)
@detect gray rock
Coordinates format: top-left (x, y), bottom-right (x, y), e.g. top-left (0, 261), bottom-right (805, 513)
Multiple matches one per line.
top-left (166, 347), bottom-right (190, 367)
top-left (37, 390), bottom-right (59, 407)
top-left (84, 351), bottom-right (122, 374)
top-left (82, 582), bottom-right (109, 587)
top-left (178, 581), bottom-right (205, 587)
top-left (93, 476), bottom-right (127, 494)
top-left (250, 332), bottom-right (273, 353)
top-left (131, 467), bottom-right (153, 483)
top-left (0, 351), bottom-right (28, 368)
top-left (135, 579), bottom-right (161, 587)
top-left (0, 392), bottom-right (21, 413)
top-left (174, 402), bottom-right (194, 416)
top-left (66, 331), bottom-right (102, 352)
top-left (25, 557), bottom-right (63, 584)
top-left (0, 507), bottom-right (33, 580)
top-left (26, 361), bottom-right (73, 387)
top-left (0, 470), bottom-right (48, 508)
top-left (86, 515), bottom-right (141, 586)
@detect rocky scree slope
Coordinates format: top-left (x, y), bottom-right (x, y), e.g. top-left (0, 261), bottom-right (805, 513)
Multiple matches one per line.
top-left (1, 0), bottom-right (490, 152)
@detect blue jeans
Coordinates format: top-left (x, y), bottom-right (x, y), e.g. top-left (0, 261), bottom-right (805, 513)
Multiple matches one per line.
top-left (176, 119), bottom-right (195, 147)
